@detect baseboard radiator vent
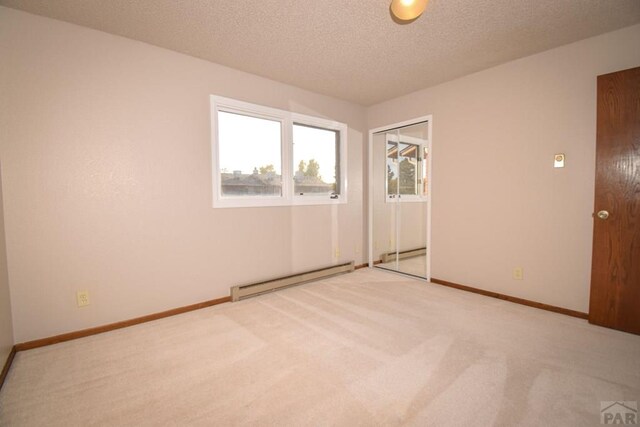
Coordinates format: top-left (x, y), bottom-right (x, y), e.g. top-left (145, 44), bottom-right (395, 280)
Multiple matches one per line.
top-left (381, 247), bottom-right (426, 263)
top-left (231, 261), bottom-right (355, 302)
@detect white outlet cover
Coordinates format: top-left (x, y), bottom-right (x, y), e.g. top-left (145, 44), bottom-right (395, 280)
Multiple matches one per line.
top-left (76, 291), bottom-right (90, 307)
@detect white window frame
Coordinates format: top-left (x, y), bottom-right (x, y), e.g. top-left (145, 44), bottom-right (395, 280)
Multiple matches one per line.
top-left (211, 95), bottom-right (348, 208)
top-left (385, 133), bottom-right (428, 203)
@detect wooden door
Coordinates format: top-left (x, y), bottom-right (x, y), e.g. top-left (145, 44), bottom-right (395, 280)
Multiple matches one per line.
top-left (589, 66), bottom-right (640, 335)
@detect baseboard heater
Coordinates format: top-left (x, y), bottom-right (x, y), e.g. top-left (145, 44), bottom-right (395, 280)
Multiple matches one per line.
top-left (381, 247), bottom-right (426, 263)
top-left (231, 261), bottom-right (355, 302)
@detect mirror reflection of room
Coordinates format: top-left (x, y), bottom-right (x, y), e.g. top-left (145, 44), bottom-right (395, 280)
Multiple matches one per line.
top-left (372, 121), bottom-right (429, 278)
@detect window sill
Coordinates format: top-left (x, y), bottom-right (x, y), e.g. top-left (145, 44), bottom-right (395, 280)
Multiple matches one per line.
top-left (385, 196), bottom-right (428, 204)
top-left (213, 196), bottom-right (347, 209)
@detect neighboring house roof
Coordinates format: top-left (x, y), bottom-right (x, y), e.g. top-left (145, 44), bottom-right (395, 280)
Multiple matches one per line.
top-left (221, 172), bottom-right (282, 187)
top-left (221, 172), bottom-right (333, 194)
top-left (294, 175), bottom-right (334, 193)
top-left (294, 175), bottom-right (332, 186)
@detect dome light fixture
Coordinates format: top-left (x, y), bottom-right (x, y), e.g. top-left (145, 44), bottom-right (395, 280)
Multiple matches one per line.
top-left (390, 0), bottom-right (429, 22)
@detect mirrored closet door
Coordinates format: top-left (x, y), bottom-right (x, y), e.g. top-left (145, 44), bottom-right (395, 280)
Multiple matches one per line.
top-left (371, 119), bottom-right (430, 279)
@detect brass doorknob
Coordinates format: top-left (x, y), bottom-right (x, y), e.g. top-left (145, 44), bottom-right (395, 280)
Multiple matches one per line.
top-left (596, 210), bottom-right (609, 220)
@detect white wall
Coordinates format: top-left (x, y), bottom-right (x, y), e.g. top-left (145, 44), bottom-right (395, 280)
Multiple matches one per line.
top-left (0, 7), bottom-right (367, 343)
top-left (367, 24), bottom-right (640, 313)
top-left (0, 166), bottom-right (13, 362)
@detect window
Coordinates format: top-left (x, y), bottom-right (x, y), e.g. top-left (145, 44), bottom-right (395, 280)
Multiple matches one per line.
top-left (211, 96), bottom-right (347, 208)
top-left (218, 111), bottom-right (282, 197)
top-left (293, 124), bottom-right (339, 197)
top-left (386, 135), bottom-right (428, 202)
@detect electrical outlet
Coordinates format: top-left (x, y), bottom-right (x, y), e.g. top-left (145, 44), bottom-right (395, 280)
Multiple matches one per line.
top-left (513, 267), bottom-right (524, 280)
top-left (76, 290), bottom-right (90, 307)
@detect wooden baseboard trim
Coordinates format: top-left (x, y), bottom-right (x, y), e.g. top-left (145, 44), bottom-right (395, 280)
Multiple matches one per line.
top-left (0, 346), bottom-right (16, 391)
top-left (373, 260), bottom-right (383, 265)
top-left (430, 278), bottom-right (589, 319)
top-left (15, 296), bottom-right (232, 352)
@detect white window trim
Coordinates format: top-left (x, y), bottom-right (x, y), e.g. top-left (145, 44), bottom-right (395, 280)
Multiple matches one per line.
top-left (384, 133), bottom-right (428, 204)
top-left (211, 95), bottom-right (347, 208)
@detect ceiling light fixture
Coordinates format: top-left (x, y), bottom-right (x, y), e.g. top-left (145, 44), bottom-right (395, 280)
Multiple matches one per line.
top-left (390, 0), bottom-right (429, 22)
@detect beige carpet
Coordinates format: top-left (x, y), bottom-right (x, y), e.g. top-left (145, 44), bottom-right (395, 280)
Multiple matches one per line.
top-left (1, 268), bottom-right (639, 426)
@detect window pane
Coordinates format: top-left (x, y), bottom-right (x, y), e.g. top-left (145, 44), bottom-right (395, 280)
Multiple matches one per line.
top-left (293, 124), bottom-right (338, 196)
top-left (218, 111), bottom-right (282, 197)
top-left (398, 142), bottom-right (418, 196)
top-left (422, 146), bottom-right (428, 196)
top-left (387, 141), bottom-right (398, 196)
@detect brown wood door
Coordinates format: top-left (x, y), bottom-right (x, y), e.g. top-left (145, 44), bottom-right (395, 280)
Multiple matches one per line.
top-left (589, 66), bottom-right (640, 335)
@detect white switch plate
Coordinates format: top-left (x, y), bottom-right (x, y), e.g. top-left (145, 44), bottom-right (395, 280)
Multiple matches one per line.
top-left (554, 153), bottom-right (565, 168)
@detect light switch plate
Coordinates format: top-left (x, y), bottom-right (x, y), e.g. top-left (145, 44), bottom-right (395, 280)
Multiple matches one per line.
top-left (554, 153), bottom-right (565, 168)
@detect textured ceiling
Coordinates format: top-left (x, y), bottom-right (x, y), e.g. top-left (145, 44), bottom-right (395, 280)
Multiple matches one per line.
top-left (2, 0), bottom-right (639, 106)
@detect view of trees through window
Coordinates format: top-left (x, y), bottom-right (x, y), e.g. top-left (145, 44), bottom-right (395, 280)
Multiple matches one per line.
top-left (213, 96), bottom-right (347, 207)
top-left (218, 111), bottom-right (282, 197)
top-left (387, 142), bottom-right (420, 197)
top-left (293, 124), bottom-right (338, 195)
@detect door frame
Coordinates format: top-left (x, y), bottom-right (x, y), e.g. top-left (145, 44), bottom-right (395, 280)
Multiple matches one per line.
top-left (368, 115), bottom-right (433, 280)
